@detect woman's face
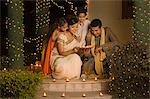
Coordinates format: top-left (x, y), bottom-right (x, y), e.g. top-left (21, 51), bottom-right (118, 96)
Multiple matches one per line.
top-left (59, 23), bottom-right (68, 32)
top-left (69, 23), bottom-right (78, 34)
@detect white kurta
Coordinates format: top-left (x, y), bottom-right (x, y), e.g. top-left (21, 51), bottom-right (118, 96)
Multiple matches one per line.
top-left (50, 34), bottom-right (82, 79)
top-left (77, 20), bottom-right (90, 46)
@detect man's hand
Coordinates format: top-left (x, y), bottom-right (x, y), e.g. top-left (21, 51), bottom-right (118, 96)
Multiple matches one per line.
top-left (94, 47), bottom-right (103, 54)
top-left (98, 46), bottom-right (103, 51)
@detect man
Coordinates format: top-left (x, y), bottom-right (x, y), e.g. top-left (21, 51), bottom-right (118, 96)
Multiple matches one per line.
top-left (81, 18), bottom-right (119, 79)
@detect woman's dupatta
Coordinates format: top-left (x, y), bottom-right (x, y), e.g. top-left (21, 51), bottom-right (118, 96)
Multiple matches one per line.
top-left (91, 27), bottom-right (106, 77)
top-left (41, 37), bottom-right (54, 76)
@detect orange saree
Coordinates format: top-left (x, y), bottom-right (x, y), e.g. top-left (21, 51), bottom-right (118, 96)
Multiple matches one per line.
top-left (42, 37), bottom-right (55, 75)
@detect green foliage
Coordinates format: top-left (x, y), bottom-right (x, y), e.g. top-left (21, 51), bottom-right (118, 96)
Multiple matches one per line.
top-left (8, 0), bottom-right (24, 67)
top-left (109, 41), bottom-right (150, 99)
top-left (132, 0), bottom-right (150, 45)
top-left (109, 0), bottom-right (150, 98)
top-left (0, 69), bottom-right (43, 98)
top-left (0, 56), bottom-right (9, 69)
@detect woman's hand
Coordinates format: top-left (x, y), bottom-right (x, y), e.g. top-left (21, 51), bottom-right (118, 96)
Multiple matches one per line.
top-left (83, 48), bottom-right (91, 55)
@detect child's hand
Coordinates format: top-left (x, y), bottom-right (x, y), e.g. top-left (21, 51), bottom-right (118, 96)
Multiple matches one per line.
top-left (73, 47), bottom-right (80, 53)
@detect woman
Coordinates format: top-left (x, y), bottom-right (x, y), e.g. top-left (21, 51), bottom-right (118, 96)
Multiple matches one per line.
top-left (50, 16), bottom-right (82, 79)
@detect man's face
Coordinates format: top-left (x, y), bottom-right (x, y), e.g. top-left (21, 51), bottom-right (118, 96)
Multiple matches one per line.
top-left (91, 26), bottom-right (101, 37)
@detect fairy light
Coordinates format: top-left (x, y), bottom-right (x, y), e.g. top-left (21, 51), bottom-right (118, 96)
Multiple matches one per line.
top-left (51, 0), bottom-right (64, 10)
top-left (132, 0), bottom-right (150, 45)
top-left (36, 0), bottom-right (50, 31)
top-left (3, 0), bottom-right (25, 66)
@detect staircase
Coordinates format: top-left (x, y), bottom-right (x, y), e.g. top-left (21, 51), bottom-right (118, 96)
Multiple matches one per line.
top-left (36, 78), bottom-right (112, 99)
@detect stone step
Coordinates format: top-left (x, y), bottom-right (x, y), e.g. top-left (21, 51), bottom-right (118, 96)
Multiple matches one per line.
top-left (36, 91), bottom-right (112, 99)
top-left (41, 78), bottom-right (111, 92)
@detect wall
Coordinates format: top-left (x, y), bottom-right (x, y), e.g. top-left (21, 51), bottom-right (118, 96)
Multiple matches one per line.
top-left (88, 0), bottom-right (133, 43)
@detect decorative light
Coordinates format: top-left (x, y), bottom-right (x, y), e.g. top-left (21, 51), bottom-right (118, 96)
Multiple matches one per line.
top-left (4, 68), bottom-right (7, 71)
top-left (30, 64), bottom-right (34, 69)
top-left (99, 92), bottom-right (103, 96)
top-left (82, 78), bottom-right (86, 82)
top-left (94, 77), bottom-right (98, 81)
top-left (61, 93), bottom-right (65, 97)
top-left (43, 92), bottom-right (47, 97)
top-left (66, 78), bottom-right (70, 82)
top-left (82, 93), bottom-right (86, 97)
top-left (53, 79), bottom-right (56, 82)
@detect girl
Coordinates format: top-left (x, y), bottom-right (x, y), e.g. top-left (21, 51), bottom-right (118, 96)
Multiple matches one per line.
top-left (42, 17), bottom-right (68, 76)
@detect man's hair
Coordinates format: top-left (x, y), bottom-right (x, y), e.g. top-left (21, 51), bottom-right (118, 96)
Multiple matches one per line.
top-left (90, 19), bottom-right (102, 28)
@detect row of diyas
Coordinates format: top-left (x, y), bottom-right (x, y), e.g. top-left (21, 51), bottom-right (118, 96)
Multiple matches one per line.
top-left (43, 92), bottom-right (103, 97)
top-left (52, 77), bottom-right (98, 82)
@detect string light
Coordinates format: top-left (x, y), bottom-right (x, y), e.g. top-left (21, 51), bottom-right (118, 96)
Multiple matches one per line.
top-left (51, 0), bottom-right (64, 9)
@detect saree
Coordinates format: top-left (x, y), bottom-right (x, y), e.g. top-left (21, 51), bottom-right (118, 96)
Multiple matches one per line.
top-left (50, 34), bottom-right (82, 79)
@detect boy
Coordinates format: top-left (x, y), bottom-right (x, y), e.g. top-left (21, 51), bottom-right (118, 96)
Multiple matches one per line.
top-left (76, 7), bottom-right (90, 46)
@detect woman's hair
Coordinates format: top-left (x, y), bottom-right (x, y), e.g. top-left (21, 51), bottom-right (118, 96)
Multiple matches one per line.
top-left (48, 17), bottom-right (67, 36)
top-left (43, 17), bottom-right (67, 45)
top-left (66, 15), bottom-right (78, 26)
top-left (57, 17), bottom-right (67, 27)
top-left (77, 7), bottom-right (87, 16)
top-left (90, 19), bottom-right (102, 28)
